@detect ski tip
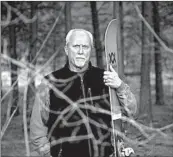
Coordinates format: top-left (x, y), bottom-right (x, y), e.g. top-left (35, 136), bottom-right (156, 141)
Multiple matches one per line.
top-left (105, 19), bottom-right (117, 39)
top-left (107, 19), bottom-right (117, 27)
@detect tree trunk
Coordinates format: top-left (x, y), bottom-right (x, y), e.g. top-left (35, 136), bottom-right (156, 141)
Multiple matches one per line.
top-left (140, 2), bottom-right (152, 124)
top-left (53, 27), bottom-right (57, 70)
top-left (0, 36), bottom-right (2, 119)
top-left (64, 2), bottom-right (72, 63)
top-left (9, 2), bottom-right (19, 116)
top-left (90, 1), bottom-right (103, 68)
top-left (65, 2), bottom-right (72, 35)
top-left (27, 2), bottom-right (38, 117)
top-left (28, 2), bottom-right (38, 64)
top-left (152, 1), bottom-right (164, 106)
top-left (113, 1), bottom-right (124, 80)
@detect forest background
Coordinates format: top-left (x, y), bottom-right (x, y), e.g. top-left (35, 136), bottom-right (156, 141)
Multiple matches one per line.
top-left (1, 1), bottom-right (173, 157)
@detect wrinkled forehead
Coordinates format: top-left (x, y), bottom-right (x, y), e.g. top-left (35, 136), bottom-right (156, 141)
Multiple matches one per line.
top-left (69, 31), bottom-right (92, 45)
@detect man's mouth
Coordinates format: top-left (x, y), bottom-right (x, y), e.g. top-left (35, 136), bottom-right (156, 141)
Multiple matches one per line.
top-left (76, 57), bottom-right (85, 60)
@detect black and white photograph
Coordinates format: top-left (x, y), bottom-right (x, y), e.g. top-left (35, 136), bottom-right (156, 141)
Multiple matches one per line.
top-left (1, 1), bottom-right (173, 157)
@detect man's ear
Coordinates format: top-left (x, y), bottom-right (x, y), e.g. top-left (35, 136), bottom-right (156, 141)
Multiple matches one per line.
top-left (64, 45), bottom-right (68, 55)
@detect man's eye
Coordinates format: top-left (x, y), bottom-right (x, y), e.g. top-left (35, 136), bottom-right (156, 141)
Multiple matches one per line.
top-left (73, 45), bottom-right (79, 48)
top-left (83, 45), bottom-right (89, 49)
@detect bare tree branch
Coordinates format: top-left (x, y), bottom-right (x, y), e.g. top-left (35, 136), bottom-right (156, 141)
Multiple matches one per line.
top-left (1, 106), bottom-right (19, 138)
top-left (1, 2), bottom-right (37, 27)
top-left (134, 4), bottom-right (173, 54)
top-left (31, 3), bottom-right (65, 64)
top-left (23, 83), bottom-right (30, 156)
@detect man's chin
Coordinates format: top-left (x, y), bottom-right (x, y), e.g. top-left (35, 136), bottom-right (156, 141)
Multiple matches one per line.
top-left (76, 64), bottom-right (85, 69)
top-left (75, 62), bottom-right (85, 68)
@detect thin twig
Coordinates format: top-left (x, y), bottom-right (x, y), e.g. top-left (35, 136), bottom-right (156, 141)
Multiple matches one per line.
top-left (2, 54), bottom-right (35, 71)
top-left (1, 2), bottom-right (12, 26)
top-left (36, 47), bottom-right (61, 74)
top-left (31, 4), bottom-right (65, 64)
top-left (1, 2), bottom-right (37, 26)
top-left (23, 82), bottom-right (30, 156)
top-left (134, 4), bottom-right (173, 54)
top-left (1, 106), bottom-right (19, 139)
top-left (1, 78), bottom-right (19, 102)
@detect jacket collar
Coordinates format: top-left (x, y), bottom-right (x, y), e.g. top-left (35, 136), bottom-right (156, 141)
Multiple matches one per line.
top-left (64, 61), bottom-right (93, 76)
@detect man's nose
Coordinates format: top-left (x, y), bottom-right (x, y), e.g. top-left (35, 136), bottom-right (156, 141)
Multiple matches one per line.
top-left (78, 45), bottom-right (84, 54)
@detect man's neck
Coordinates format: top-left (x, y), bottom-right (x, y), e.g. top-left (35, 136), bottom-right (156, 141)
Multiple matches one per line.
top-left (69, 63), bottom-right (89, 73)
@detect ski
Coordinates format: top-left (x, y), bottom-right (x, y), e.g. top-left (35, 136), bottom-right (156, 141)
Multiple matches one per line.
top-left (105, 19), bottom-right (135, 157)
top-left (105, 19), bottom-right (122, 157)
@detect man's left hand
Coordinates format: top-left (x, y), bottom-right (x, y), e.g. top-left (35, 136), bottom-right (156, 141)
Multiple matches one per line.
top-left (103, 65), bottom-right (122, 89)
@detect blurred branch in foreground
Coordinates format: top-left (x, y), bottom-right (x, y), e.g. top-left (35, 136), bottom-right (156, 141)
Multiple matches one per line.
top-left (135, 4), bottom-right (173, 54)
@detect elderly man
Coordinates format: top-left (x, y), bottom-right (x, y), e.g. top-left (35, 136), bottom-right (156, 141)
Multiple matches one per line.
top-left (30, 29), bottom-right (137, 157)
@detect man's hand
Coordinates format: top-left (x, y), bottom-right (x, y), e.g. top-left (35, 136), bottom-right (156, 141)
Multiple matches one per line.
top-left (104, 65), bottom-right (122, 89)
top-left (39, 143), bottom-right (51, 156)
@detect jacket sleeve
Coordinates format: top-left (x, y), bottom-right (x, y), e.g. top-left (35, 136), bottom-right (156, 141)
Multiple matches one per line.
top-left (116, 82), bottom-right (137, 117)
top-left (30, 81), bottom-right (50, 155)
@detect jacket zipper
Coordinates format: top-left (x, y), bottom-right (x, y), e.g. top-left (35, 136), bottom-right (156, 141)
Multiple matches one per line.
top-left (80, 76), bottom-right (92, 157)
top-left (88, 88), bottom-right (93, 106)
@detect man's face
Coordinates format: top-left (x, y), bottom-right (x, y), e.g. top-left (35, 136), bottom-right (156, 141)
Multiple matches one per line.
top-left (65, 31), bottom-right (92, 70)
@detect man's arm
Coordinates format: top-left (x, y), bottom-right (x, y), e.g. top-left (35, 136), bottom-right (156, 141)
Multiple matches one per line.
top-left (116, 82), bottom-right (137, 117)
top-left (103, 65), bottom-right (137, 117)
top-left (30, 82), bottom-right (50, 156)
